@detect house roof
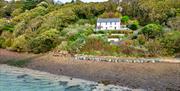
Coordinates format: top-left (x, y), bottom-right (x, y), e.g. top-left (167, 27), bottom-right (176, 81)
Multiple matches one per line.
top-left (97, 18), bottom-right (120, 23)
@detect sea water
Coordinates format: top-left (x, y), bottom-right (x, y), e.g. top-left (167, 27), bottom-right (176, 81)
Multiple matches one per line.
top-left (0, 65), bottom-right (143, 91)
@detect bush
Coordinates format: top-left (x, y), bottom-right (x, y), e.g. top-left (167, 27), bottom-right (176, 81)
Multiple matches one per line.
top-left (100, 12), bottom-right (121, 18)
top-left (137, 35), bottom-right (146, 45)
top-left (76, 19), bottom-right (89, 25)
top-left (160, 31), bottom-right (180, 55)
top-left (11, 8), bottom-right (23, 17)
top-left (144, 40), bottom-right (166, 57)
top-left (10, 35), bottom-right (28, 52)
top-left (108, 30), bottom-right (133, 34)
top-left (2, 38), bottom-right (13, 48)
top-left (139, 24), bottom-right (163, 40)
top-left (120, 45), bottom-right (145, 57)
top-left (13, 21), bottom-right (26, 37)
top-left (67, 36), bottom-right (86, 54)
top-left (0, 37), bottom-right (5, 48)
top-left (121, 15), bottom-right (129, 24)
top-left (29, 29), bottom-right (61, 53)
top-left (128, 20), bottom-right (139, 30)
top-left (79, 36), bottom-right (121, 56)
top-left (167, 16), bottom-right (180, 31)
top-left (94, 30), bottom-right (107, 34)
top-left (61, 24), bottom-right (93, 38)
top-left (22, 0), bottom-right (43, 10)
top-left (37, 1), bottom-right (49, 8)
top-left (12, 5), bottom-right (48, 24)
top-left (55, 41), bottom-right (68, 51)
top-left (0, 18), bottom-right (14, 32)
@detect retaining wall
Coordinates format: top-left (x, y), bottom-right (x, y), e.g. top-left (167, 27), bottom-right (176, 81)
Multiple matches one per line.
top-left (74, 54), bottom-right (160, 63)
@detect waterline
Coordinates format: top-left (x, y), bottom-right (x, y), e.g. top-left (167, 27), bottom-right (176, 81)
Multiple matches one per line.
top-left (0, 64), bottom-right (144, 91)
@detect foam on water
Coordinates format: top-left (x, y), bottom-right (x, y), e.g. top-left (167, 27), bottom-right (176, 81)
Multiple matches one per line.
top-left (0, 65), bottom-right (145, 91)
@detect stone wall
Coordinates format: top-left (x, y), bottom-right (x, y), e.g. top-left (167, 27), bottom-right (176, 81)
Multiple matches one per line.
top-left (74, 54), bottom-right (160, 63)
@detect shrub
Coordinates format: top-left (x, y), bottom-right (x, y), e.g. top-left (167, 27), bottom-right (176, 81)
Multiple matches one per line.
top-left (12, 5), bottom-right (48, 24)
top-left (100, 12), bottom-right (121, 18)
top-left (137, 35), bottom-right (146, 45)
top-left (10, 35), bottom-right (28, 52)
top-left (160, 31), bottom-right (180, 55)
top-left (61, 24), bottom-right (93, 38)
top-left (11, 8), bottom-right (23, 17)
top-left (37, 1), bottom-right (49, 8)
top-left (2, 38), bottom-right (13, 48)
top-left (108, 30), bottom-right (133, 34)
top-left (55, 41), bottom-right (68, 51)
top-left (29, 29), bottom-right (61, 53)
top-left (76, 19), bottom-right (89, 25)
top-left (22, 0), bottom-right (43, 10)
top-left (119, 45), bottom-right (145, 57)
top-left (67, 36), bottom-right (86, 54)
top-left (128, 20), bottom-right (139, 30)
top-left (167, 16), bottom-right (180, 31)
top-left (0, 37), bottom-right (5, 48)
top-left (144, 39), bottom-right (166, 57)
top-left (121, 15), bottom-right (129, 24)
top-left (139, 24), bottom-right (163, 40)
top-left (94, 30), bottom-right (107, 34)
top-left (79, 36), bottom-right (121, 56)
top-left (0, 18), bottom-right (14, 32)
top-left (13, 21), bottom-right (26, 37)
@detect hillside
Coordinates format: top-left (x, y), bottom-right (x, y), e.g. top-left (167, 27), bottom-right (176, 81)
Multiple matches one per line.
top-left (0, 0), bottom-right (179, 57)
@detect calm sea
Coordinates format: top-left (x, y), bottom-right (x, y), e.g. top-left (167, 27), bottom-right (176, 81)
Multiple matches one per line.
top-left (0, 65), bottom-right (143, 91)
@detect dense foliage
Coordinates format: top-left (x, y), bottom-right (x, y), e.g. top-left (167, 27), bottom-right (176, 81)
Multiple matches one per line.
top-left (121, 0), bottom-right (179, 25)
top-left (0, 0), bottom-right (179, 57)
top-left (139, 24), bottom-right (163, 40)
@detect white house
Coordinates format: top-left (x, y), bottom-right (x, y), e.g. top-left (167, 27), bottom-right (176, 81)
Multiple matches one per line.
top-left (96, 18), bottom-right (128, 31)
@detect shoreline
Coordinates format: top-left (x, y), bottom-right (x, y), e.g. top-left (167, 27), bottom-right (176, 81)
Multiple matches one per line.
top-left (1, 64), bottom-right (141, 91)
top-left (0, 49), bottom-right (180, 90)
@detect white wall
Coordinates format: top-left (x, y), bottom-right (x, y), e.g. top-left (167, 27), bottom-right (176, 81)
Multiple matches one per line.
top-left (96, 22), bottom-right (121, 30)
top-left (108, 38), bottom-right (120, 42)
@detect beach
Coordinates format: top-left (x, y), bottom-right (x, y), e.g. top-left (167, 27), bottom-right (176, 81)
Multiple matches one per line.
top-left (0, 49), bottom-right (180, 91)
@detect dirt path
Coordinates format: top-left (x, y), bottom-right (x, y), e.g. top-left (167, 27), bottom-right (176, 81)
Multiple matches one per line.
top-left (0, 49), bottom-right (180, 91)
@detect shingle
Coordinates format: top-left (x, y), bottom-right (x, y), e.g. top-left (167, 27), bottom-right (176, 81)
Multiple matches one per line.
top-left (97, 18), bottom-right (120, 23)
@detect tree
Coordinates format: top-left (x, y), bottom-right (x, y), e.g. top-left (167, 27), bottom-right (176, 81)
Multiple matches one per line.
top-left (140, 24), bottom-right (163, 40)
top-left (121, 0), bottom-right (178, 25)
top-left (71, 0), bottom-right (75, 3)
top-left (29, 29), bottom-right (61, 53)
top-left (160, 31), bottom-right (180, 55)
top-left (100, 12), bottom-right (121, 18)
top-left (128, 20), bottom-right (139, 30)
top-left (121, 15), bottom-right (129, 24)
top-left (0, 1), bottom-right (23, 18)
top-left (22, 0), bottom-right (43, 10)
top-left (76, 0), bottom-right (83, 3)
top-left (167, 16), bottom-right (180, 31)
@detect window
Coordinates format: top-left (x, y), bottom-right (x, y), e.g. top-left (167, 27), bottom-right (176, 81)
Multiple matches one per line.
top-left (110, 22), bottom-right (112, 25)
top-left (106, 22), bottom-right (107, 25)
top-left (115, 27), bottom-right (116, 30)
top-left (115, 22), bottom-right (116, 25)
top-left (106, 27), bottom-right (108, 30)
